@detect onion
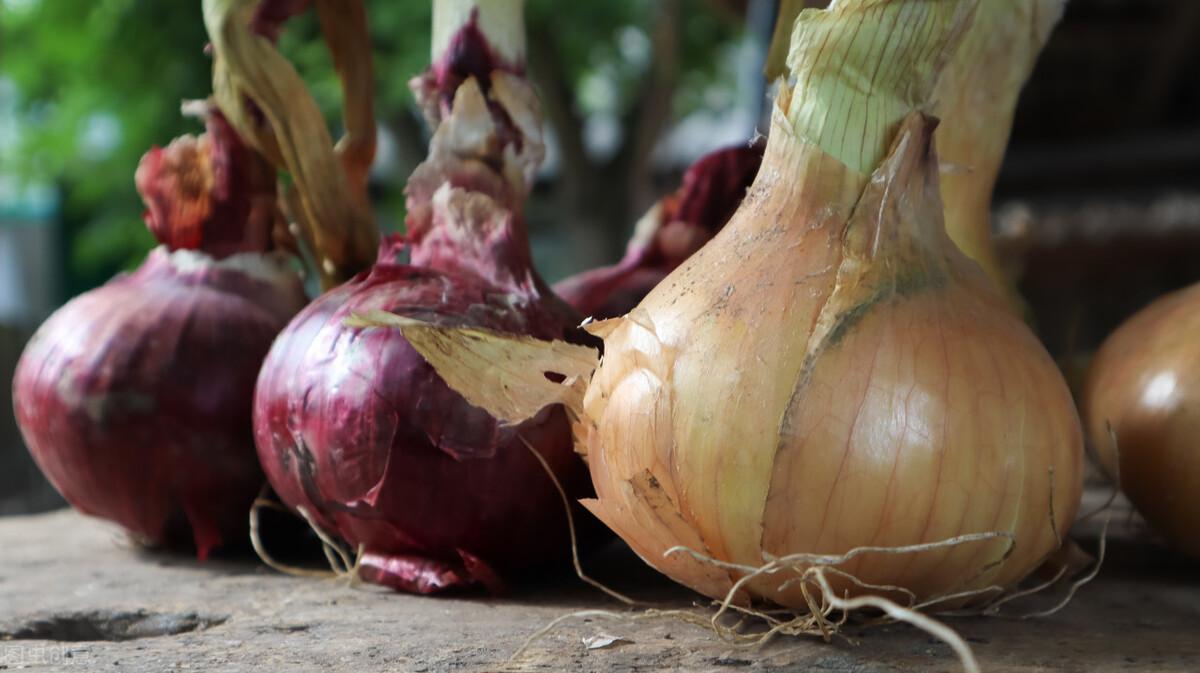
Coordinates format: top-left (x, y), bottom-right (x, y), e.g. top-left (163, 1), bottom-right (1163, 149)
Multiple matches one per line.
top-left (572, 0), bottom-right (1083, 608)
top-left (1083, 283), bottom-right (1200, 558)
top-left (381, 0), bottom-right (1085, 610)
top-left (11, 107), bottom-right (307, 559)
top-left (554, 143), bottom-right (763, 320)
top-left (214, 0), bottom-right (593, 593)
top-left (253, 239), bottom-right (590, 593)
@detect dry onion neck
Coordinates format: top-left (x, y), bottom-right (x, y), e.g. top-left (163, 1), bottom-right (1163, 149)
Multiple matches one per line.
top-left (402, 0), bottom-right (554, 300)
top-left (203, 0), bottom-right (378, 289)
top-left (777, 0), bottom-right (973, 179)
top-left (135, 103), bottom-right (280, 258)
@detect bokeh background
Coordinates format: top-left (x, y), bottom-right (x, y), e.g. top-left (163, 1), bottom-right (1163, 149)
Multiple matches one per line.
top-left (3, 0), bottom-right (1200, 514)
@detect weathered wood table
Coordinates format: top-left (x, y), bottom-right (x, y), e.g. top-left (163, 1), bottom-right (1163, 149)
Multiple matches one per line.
top-left (1, 500), bottom-right (1197, 673)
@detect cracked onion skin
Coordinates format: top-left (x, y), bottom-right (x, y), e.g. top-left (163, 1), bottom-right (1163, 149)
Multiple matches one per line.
top-left (13, 110), bottom-right (305, 560)
top-left (576, 3), bottom-right (1083, 608)
top-left (1083, 283), bottom-right (1200, 558)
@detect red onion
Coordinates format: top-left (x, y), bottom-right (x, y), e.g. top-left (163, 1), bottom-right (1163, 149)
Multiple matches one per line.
top-left (251, 6), bottom-right (592, 594)
top-left (12, 109), bottom-right (306, 559)
top-left (554, 143), bottom-right (763, 320)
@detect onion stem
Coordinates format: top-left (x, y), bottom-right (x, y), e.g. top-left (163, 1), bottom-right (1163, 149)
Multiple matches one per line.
top-left (432, 0), bottom-right (525, 69)
top-left (781, 0), bottom-right (974, 174)
top-left (933, 0), bottom-right (1065, 309)
top-left (203, 0), bottom-right (378, 289)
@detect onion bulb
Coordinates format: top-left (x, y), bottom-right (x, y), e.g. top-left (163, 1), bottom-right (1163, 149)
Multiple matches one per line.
top-left (211, 0), bottom-right (594, 593)
top-left (12, 107), bottom-right (307, 559)
top-left (381, 0), bottom-right (1085, 609)
top-left (555, 143), bottom-right (763, 320)
top-left (575, 2), bottom-right (1083, 606)
top-left (1083, 283), bottom-right (1200, 558)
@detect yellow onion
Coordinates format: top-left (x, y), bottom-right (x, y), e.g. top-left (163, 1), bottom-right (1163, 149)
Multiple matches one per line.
top-left (570, 2), bottom-right (1083, 607)
top-left (931, 0), bottom-right (1064, 311)
top-left (363, 0), bottom-right (1085, 610)
top-left (1083, 283), bottom-right (1200, 558)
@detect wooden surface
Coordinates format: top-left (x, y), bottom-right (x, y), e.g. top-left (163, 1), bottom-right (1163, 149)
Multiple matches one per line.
top-left (0, 499), bottom-right (1197, 673)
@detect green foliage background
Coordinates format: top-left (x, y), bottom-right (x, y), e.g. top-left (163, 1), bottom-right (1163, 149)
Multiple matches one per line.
top-left (1, 0), bottom-right (745, 297)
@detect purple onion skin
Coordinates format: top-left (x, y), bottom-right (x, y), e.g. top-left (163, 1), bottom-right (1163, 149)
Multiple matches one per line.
top-left (555, 143), bottom-right (764, 320)
top-left (253, 259), bottom-right (593, 594)
top-left (554, 263), bottom-right (670, 324)
top-left (13, 247), bottom-right (306, 559)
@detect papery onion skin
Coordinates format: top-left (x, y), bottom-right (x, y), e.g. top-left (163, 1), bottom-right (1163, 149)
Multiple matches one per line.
top-left (1083, 283), bottom-right (1200, 558)
top-left (13, 247), bottom-right (306, 559)
top-left (554, 143), bottom-right (763, 321)
top-left (576, 2), bottom-right (1083, 608)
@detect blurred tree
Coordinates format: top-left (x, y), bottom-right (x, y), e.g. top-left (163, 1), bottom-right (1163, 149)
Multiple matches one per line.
top-left (1, 0), bottom-right (746, 294)
top-left (2, 1), bottom-right (213, 294)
